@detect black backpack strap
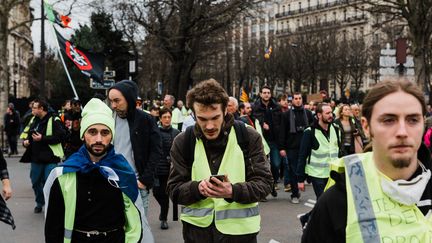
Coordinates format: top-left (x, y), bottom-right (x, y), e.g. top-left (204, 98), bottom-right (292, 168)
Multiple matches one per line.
top-left (307, 127), bottom-right (315, 164)
top-left (184, 126), bottom-right (197, 166)
top-left (233, 120), bottom-right (250, 159)
top-left (184, 121), bottom-right (250, 165)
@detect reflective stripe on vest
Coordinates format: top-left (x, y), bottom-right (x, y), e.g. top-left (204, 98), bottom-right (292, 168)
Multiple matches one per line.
top-left (47, 117), bottom-right (64, 159)
top-left (180, 126), bottom-right (260, 235)
top-left (58, 172), bottom-right (142, 243)
top-left (254, 119), bottom-right (270, 155)
top-left (345, 152), bottom-right (432, 242)
top-left (58, 173), bottom-right (77, 243)
top-left (305, 126), bottom-right (339, 178)
top-left (344, 154), bottom-right (380, 242)
top-left (20, 116), bottom-right (35, 139)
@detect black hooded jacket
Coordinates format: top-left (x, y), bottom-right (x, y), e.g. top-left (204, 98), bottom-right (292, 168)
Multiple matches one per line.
top-left (109, 80), bottom-right (162, 189)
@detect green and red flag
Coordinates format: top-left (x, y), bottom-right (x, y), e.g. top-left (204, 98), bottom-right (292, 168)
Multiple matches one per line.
top-left (44, 1), bottom-right (72, 28)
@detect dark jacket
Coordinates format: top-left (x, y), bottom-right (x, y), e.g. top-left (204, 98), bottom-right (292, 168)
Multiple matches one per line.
top-left (4, 110), bottom-right (20, 136)
top-left (167, 113), bottom-right (273, 206)
top-left (278, 106), bottom-right (314, 150)
top-left (157, 126), bottom-right (180, 176)
top-left (297, 121), bottom-right (340, 182)
top-left (252, 98), bottom-right (282, 143)
top-left (302, 145), bottom-right (432, 243)
top-left (334, 118), bottom-right (358, 155)
top-left (110, 80), bottom-right (162, 189)
top-left (21, 113), bottom-right (66, 164)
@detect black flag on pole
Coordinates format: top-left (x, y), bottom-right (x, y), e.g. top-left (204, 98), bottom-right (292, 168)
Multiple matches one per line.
top-left (54, 29), bottom-right (105, 83)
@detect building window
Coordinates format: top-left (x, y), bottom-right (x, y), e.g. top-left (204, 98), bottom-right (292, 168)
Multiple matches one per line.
top-left (299, 2), bottom-right (302, 11)
top-left (286, 20), bottom-right (289, 29)
top-left (324, 13), bottom-right (327, 22)
top-left (288, 4), bottom-right (291, 11)
top-left (308, 0), bottom-right (310, 8)
top-left (252, 25), bottom-right (257, 33)
top-left (297, 18), bottom-right (300, 27)
top-left (353, 27), bottom-right (357, 38)
top-left (344, 9), bottom-right (347, 21)
top-left (282, 5), bottom-right (285, 13)
top-left (374, 33), bottom-right (379, 44)
top-left (333, 12), bottom-right (337, 21)
top-left (306, 17), bottom-right (309, 25)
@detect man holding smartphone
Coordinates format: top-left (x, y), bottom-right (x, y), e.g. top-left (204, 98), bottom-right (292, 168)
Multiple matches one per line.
top-left (167, 79), bottom-right (272, 243)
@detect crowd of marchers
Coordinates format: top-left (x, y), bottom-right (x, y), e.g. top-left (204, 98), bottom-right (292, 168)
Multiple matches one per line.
top-left (0, 78), bottom-right (431, 242)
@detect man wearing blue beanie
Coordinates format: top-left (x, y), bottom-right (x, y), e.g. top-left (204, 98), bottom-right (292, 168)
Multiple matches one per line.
top-left (44, 98), bottom-right (143, 243)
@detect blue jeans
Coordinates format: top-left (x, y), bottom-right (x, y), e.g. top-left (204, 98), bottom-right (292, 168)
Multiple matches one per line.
top-left (268, 142), bottom-right (281, 183)
top-left (282, 156), bottom-right (291, 186)
top-left (139, 189), bottom-right (154, 243)
top-left (30, 163), bottom-right (57, 207)
top-left (309, 176), bottom-right (328, 199)
top-left (286, 149), bottom-right (300, 198)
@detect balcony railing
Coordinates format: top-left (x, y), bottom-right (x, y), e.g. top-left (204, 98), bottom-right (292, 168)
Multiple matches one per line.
top-left (275, 0), bottom-right (363, 18)
top-left (293, 14), bottom-right (368, 32)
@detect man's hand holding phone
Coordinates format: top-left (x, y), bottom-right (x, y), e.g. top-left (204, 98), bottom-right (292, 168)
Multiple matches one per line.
top-left (198, 174), bottom-right (233, 199)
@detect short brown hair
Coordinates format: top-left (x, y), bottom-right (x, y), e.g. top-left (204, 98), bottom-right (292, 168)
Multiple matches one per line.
top-left (362, 80), bottom-right (426, 123)
top-left (316, 102), bottom-right (330, 114)
top-left (159, 107), bottom-right (172, 117)
top-left (186, 79), bottom-right (229, 112)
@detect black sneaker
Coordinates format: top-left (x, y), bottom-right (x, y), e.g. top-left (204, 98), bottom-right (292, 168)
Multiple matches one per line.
top-left (300, 213), bottom-right (309, 231)
top-left (34, 206), bottom-right (42, 214)
top-left (271, 187), bottom-right (278, 197)
top-left (160, 220), bottom-right (169, 230)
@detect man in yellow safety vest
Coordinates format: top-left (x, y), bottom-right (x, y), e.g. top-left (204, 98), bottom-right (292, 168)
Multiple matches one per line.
top-left (302, 80), bottom-right (432, 242)
top-left (167, 79), bottom-right (272, 243)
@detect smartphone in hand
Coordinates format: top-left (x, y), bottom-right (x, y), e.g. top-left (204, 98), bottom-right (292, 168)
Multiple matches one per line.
top-left (210, 175), bottom-right (225, 185)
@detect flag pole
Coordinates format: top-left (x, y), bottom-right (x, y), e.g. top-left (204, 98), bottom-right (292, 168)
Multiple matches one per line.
top-left (49, 23), bottom-right (80, 100)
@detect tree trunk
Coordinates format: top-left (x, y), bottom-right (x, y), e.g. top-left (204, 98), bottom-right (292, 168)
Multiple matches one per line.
top-left (410, 27), bottom-right (432, 103)
top-left (168, 59), bottom-right (183, 96)
top-left (0, 15), bottom-right (9, 127)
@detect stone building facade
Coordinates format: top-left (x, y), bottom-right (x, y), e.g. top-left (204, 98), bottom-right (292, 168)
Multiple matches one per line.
top-left (7, 3), bottom-right (33, 98)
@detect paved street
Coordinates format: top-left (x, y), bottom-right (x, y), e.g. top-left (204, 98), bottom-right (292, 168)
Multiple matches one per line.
top-left (0, 148), bottom-right (315, 243)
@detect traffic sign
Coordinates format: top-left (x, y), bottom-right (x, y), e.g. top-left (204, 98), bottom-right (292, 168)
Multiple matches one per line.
top-left (90, 79), bottom-right (115, 89)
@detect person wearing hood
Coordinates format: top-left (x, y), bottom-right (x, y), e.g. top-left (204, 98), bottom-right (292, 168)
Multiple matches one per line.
top-left (44, 98), bottom-right (142, 243)
top-left (167, 79), bottom-right (272, 243)
top-left (21, 98), bottom-right (66, 214)
top-left (108, 80), bottom-right (161, 241)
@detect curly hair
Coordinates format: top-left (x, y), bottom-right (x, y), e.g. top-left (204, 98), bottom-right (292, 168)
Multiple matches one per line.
top-left (186, 79), bottom-right (229, 112)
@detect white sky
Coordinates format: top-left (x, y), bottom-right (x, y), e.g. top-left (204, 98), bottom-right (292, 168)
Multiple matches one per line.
top-left (30, 0), bottom-right (92, 54)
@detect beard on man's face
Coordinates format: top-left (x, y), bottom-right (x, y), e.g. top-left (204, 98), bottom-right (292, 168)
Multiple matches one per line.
top-left (390, 158), bottom-right (411, 168)
top-left (116, 110), bottom-right (127, 118)
top-left (86, 142), bottom-right (109, 157)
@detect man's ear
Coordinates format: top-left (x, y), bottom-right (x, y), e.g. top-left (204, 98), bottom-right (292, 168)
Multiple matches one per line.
top-left (361, 117), bottom-right (370, 138)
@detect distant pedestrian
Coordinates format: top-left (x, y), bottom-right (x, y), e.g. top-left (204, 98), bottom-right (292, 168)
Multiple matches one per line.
top-left (154, 108), bottom-right (180, 230)
top-left (20, 98), bottom-right (66, 214)
top-left (4, 105), bottom-right (20, 156)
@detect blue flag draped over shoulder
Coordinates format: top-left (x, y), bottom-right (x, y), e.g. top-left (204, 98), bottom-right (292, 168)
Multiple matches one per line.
top-left (54, 28), bottom-right (105, 83)
top-left (50, 145), bottom-right (138, 201)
